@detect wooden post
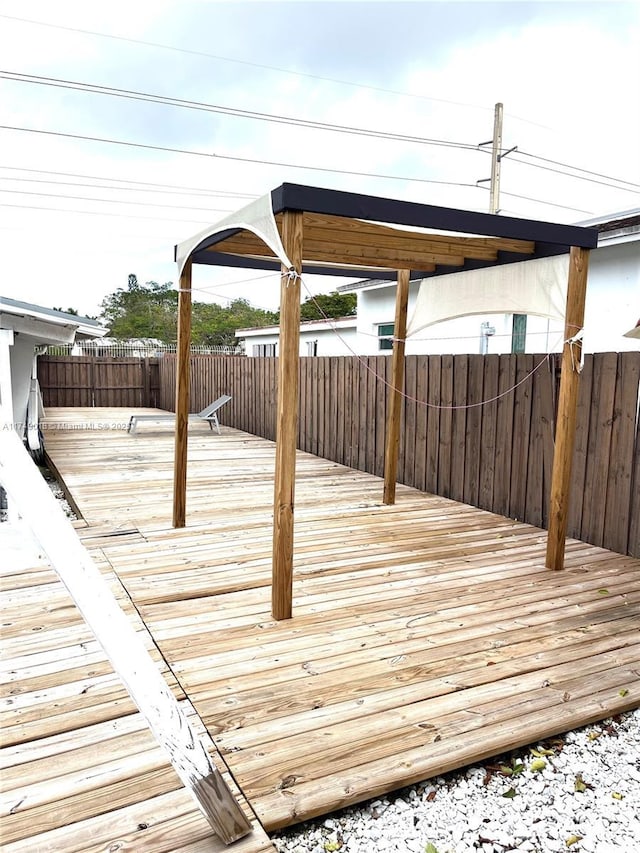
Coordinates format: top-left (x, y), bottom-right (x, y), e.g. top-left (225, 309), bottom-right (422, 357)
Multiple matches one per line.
top-left (0, 428), bottom-right (252, 845)
top-left (173, 260), bottom-right (192, 528)
top-left (546, 246), bottom-right (590, 570)
top-left (383, 269), bottom-right (410, 504)
top-left (272, 210), bottom-right (303, 620)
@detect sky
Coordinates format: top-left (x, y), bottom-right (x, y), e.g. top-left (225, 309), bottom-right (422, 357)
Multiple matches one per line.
top-left (0, 0), bottom-right (639, 319)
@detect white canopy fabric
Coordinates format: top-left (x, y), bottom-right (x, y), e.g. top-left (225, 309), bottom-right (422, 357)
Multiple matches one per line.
top-left (406, 254), bottom-right (569, 337)
top-left (175, 194), bottom-right (292, 276)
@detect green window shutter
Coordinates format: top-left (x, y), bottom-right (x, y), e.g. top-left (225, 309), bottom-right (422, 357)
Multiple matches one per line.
top-left (378, 323), bottom-right (394, 351)
top-left (512, 314), bottom-right (527, 353)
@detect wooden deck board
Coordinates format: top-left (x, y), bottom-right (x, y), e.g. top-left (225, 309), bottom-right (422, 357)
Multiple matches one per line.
top-left (3, 406), bottom-right (638, 844)
top-left (0, 475), bottom-right (274, 853)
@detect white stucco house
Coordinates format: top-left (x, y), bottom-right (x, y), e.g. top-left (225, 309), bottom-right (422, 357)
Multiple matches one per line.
top-left (236, 209), bottom-right (639, 356)
top-left (0, 297), bottom-right (107, 460)
top-left (337, 208), bottom-right (639, 356)
top-left (236, 316), bottom-right (358, 357)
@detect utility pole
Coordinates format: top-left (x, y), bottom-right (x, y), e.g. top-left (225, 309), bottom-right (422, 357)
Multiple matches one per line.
top-left (477, 102), bottom-right (516, 215)
top-left (489, 102), bottom-right (503, 214)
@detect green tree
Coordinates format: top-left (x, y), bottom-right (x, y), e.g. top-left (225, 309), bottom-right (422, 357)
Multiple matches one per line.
top-left (298, 291), bottom-right (357, 321)
top-left (100, 279), bottom-right (178, 341)
top-left (99, 278), bottom-right (276, 345)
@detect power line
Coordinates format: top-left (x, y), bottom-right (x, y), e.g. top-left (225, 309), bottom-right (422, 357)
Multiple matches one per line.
top-left (0, 12), bottom-right (549, 127)
top-left (515, 150), bottom-right (640, 190)
top-left (0, 201), bottom-right (216, 225)
top-left (476, 184), bottom-right (593, 215)
top-left (0, 70), bottom-right (482, 151)
top-left (0, 187), bottom-right (236, 215)
top-left (4, 69), bottom-right (635, 197)
top-left (0, 124), bottom-right (483, 190)
top-left (0, 174), bottom-right (260, 200)
top-left (497, 151), bottom-right (640, 194)
top-left (0, 165), bottom-right (259, 198)
top-left (2, 17), bottom-right (635, 190)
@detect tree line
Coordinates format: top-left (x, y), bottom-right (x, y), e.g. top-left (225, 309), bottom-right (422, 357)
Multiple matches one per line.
top-left (96, 275), bottom-right (356, 347)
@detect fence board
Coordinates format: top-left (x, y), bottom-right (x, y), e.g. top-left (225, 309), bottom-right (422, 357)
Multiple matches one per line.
top-left (40, 352), bottom-right (639, 558)
top-left (510, 355), bottom-right (534, 521)
top-left (603, 352), bottom-right (640, 554)
top-left (426, 355), bottom-right (442, 496)
top-left (525, 358), bottom-right (547, 528)
top-left (437, 355), bottom-right (453, 498)
top-left (478, 355), bottom-right (499, 512)
top-left (629, 419), bottom-right (640, 558)
top-left (582, 352), bottom-right (618, 546)
top-left (39, 356), bottom-right (159, 408)
top-left (373, 357), bottom-right (387, 479)
top-left (493, 355), bottom-right (516, 518)
top-left (450, 355), bottom-right (468, 503)
top-left (413, 357), bottom-right (428, 493)
top-left (402, 357), bottom-right (417, 488)
top-left (463, 356), bottom-right (484, 508)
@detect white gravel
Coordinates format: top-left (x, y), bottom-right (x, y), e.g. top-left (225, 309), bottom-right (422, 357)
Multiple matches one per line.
top-left (271, 709), bottom-right (639, 853)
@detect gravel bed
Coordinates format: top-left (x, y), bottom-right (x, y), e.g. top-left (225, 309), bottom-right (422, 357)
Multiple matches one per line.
top-left (272, 709), bottom-right (639, 853)
top-left (1, 465), bottom-right (77, 523)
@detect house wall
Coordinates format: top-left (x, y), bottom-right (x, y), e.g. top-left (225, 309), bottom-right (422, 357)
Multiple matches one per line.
top-left (582, 240), bottom-right (639, 353)
top-left (355, 284), bottom-right (564, 356)
top-left (353, 238), bottom-right (639, 355)
top-left (241, 325), bottom-right (358, 357)
top-left (9, 336), bottom-right (36, 432)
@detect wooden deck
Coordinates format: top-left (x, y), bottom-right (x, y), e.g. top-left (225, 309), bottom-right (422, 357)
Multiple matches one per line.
top-left (3, 407), bottom-right (639, 847)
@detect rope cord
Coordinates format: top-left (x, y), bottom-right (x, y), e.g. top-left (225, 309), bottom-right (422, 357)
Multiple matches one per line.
top-left (299, 277), bottom-right (576, 411)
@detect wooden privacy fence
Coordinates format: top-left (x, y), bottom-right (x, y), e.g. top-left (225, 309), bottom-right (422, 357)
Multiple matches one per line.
top-left (159, 352), bottom-right (640, 558)
top-left (39, 356), bottom-right (160, 408)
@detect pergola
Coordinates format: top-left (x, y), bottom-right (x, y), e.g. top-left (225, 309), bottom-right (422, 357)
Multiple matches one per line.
top-left (173, 183), bottom-right (598, 620)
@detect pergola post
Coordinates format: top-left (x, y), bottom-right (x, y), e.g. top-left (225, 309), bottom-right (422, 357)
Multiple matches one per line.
top-left (272, 210), bottom-right (303, 620)
top-left (383, 269), bottom-right (410, 505)
top-left (173, 259), bottom-right (192, 528)
top-left (545, 246), bottom-right (590, 570)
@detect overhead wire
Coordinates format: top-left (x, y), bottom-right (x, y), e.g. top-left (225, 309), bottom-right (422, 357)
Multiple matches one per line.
top-left (0, 201), bottom-right (215, 225)
top-left (0, 70), bottom-right (482, 151)
top-left (0, 124), bottom-right (484, 191)
top-left (0, 187), bottom-right (235, 215)
top-left (0, 12), bottom-right (547, 126)
top-left (488, 149), bottom-right (640, 194)
top-left (0, 165), bottom-right (259, 198)
top-left (1, 18), bottom-right (636, 194)
top-left (513, 150), bottom-right (640, 190)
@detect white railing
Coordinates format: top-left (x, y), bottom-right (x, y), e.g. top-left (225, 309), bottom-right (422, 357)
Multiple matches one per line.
top-left (48, 341), bottom-right (243, 357)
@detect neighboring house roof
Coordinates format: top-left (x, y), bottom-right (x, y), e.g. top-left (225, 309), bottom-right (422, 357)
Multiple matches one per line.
top-left (575, 208), bottom-right (640, 246)
top-left (0, 296), bottom-right (107, 344)
top-left (236, 316), bottom-right (357, 338)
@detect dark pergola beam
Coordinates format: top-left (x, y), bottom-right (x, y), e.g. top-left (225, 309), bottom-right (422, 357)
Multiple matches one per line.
top-left (271, 184), bottom-right (599, 248)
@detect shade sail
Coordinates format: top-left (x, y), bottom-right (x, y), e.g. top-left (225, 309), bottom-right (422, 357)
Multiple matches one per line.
top-left (406, 254), bottom-right (570, 337)
top-left (175, 194), bottom-right (292, 276)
